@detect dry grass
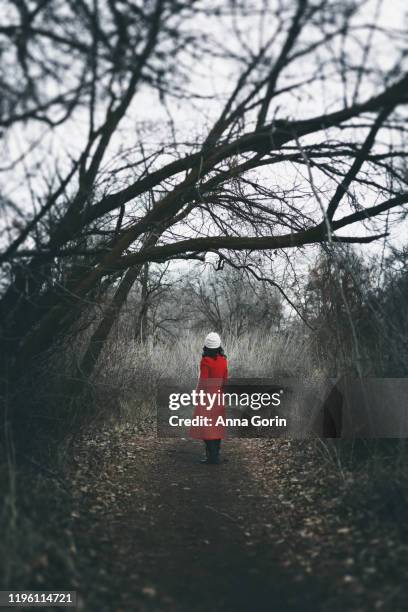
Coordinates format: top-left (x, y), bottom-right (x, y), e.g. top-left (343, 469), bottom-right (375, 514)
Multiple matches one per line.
top-left (0, 442), bottom-right (77, 591)
top-left (85, 329), bottom-right (326, 434)
top-left (93, 328), bottom-right (322, 391)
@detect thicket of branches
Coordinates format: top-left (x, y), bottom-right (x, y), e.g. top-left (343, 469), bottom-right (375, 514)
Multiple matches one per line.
top-left (110, 243), bottom-right (408, 375)
top-left (304, 245), bottom-right (408, 376)
top-left (1, 0), bottom-right (407, 443)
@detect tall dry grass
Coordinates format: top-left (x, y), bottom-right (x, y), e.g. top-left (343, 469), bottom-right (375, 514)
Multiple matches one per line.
top-left (0, 439), bottom-right (77, 590)
top-left (76, 328), bottom-right (328, 436)
top-left (90, 328), bottom-right (324, 417)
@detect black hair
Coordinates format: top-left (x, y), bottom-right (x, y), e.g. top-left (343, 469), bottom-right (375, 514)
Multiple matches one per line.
top-left (202, 345), bottom-right (227, 359)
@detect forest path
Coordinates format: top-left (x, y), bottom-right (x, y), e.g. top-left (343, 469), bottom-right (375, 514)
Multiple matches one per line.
top-left (69, 425), bottom-right (394, 612)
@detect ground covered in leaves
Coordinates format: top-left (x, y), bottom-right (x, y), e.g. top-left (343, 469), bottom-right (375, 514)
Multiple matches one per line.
top-left (57, 423), bottom-right (408, 612)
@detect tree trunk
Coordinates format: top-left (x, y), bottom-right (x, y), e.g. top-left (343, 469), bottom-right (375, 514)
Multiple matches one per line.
top-left (134, 263), bottom-right (149, 342)
top-left (78, 264), bottom-right (143, 381)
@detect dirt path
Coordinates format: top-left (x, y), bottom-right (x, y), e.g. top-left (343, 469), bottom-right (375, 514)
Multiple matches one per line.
top-left (69, 425), bottom-right (406, 612)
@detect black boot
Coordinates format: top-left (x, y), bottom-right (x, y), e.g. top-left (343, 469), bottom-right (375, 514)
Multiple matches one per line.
top-left (200, 440), bottom-right (219, 464)
top-left (207, 440), bottom-right (219, 464)
top-left (199, 441), bottom-right (211, 464)
top-left (214, 439), bottom-right (228, 463)
top-left (213, 439), bottom-right (221, 463)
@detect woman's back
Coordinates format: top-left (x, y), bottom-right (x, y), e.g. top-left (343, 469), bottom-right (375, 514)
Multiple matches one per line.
top-left (198, 355), bottom-right (228, 392)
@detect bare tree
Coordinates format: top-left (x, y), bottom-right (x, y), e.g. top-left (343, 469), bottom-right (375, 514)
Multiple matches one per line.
top-left (185, 266), bottom-right (282, 336)
top-left (305, 243), bottom-right (408, 376)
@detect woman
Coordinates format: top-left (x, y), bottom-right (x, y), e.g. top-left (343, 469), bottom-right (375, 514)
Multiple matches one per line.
top-left (189, 332), bottom-right (228, 464)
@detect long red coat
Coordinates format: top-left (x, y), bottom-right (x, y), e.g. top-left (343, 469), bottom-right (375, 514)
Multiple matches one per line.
top-left (189, 354), bottom-right (228, 440)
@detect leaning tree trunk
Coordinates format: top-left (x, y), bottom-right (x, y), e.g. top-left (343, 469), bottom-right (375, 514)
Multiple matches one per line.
top-left (77, 264), bottom-right (143, 382)
top-left (74, 230), bottom-right (161, 389)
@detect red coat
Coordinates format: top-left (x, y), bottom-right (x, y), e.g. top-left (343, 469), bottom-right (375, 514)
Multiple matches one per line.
top-left (189, 355), bottom-right (228, 440)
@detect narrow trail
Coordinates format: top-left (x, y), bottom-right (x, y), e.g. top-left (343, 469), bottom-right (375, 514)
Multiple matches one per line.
top-left (69, 426), bottom-right (404, 612)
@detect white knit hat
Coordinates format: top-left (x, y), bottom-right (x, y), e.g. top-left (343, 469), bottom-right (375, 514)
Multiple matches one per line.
top-left (204, 332), bottom-right (221, 349)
